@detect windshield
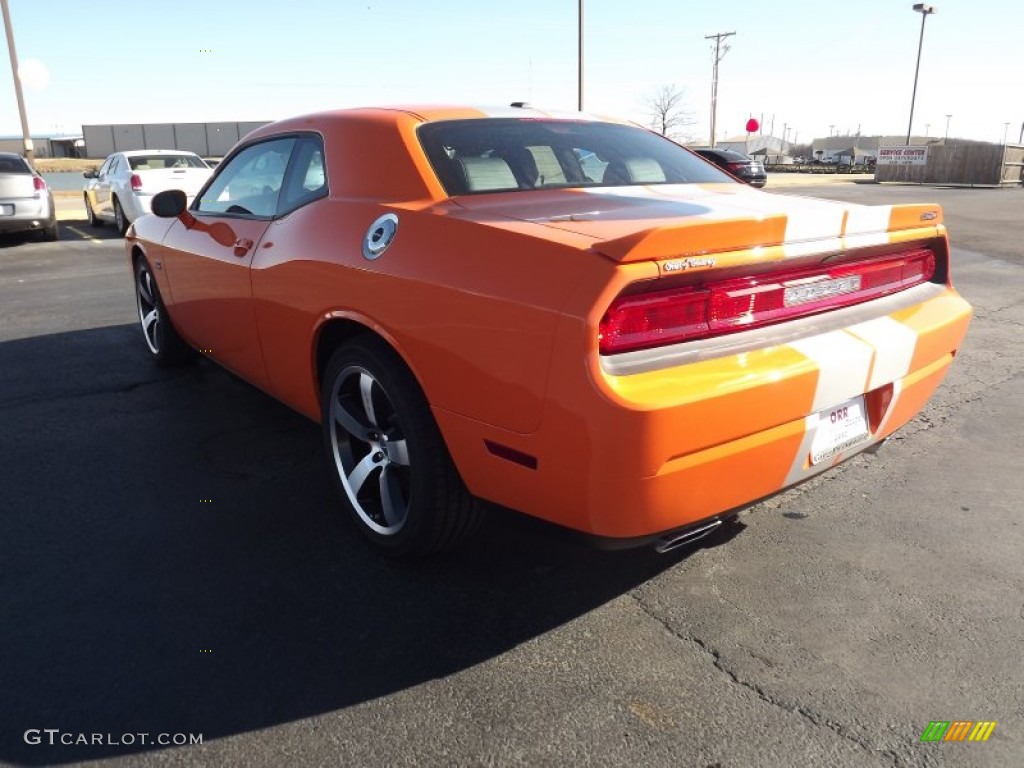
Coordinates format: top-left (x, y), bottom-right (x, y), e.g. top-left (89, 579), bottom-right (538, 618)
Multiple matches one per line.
top-left (127, 154), bottom-right (207, 170)
top-left (418, 118), bottom-right (732, 195)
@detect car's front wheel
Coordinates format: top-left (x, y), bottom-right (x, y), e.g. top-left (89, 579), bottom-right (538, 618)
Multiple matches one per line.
top-left (320, 337), bottom-right (482, 557)
top-left (133, 256), bottom-right (193, 366)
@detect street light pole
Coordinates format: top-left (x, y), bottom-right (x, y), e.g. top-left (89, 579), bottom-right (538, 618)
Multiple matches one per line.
top-left (944, 114), bottom-right (952, 139)
top-left (577, 0), bottom-right (583, 111)
top-left (906, 4), bottom-right (936, 146)
top-left (1, 0), bottom-right (34, 166)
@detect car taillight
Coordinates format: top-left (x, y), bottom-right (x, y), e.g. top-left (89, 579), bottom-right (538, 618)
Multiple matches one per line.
top-left (130, 173), bottom-right (143, 191)
top-left (599, 248), bottom-right (937, 355)
top-left (32, 176), bottom-right (46, 197)
top-left (727, 162), bottom-right (746, 172)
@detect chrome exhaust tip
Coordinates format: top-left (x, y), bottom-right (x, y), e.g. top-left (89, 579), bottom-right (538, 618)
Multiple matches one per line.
top-left (654, 519), bottom-right (723, 554)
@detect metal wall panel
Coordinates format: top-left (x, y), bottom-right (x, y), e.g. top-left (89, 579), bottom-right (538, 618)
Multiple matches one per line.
top-left (112, 125), bottom-right (145, 152)
top-left (142, 124), bottom-right (175, 149)
top-left (173, 124), bottom-right (209, 156)
top-left (82, 125), bottom-right (116, 158)
top-left (205, 123), bottom-right (240, 157)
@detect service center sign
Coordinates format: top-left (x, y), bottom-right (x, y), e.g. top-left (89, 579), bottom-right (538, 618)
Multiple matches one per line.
top-left (877, 146), bottom-right (929, 166)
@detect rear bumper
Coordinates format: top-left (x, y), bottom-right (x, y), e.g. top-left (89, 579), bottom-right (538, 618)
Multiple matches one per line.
top-left (0, 195), bottom-right (55, 233)
top-left (437, 283), bottom-right (972, 539)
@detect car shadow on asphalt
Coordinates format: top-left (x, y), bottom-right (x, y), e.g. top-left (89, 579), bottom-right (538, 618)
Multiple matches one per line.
top-left (0, 220), bottom-right (121, 249)
top-left (0, 324), bottom-right (744, 764)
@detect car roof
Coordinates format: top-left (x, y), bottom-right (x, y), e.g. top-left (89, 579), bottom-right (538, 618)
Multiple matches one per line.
top-left (118, 149), bottom-right (201, 157)
top-left (696, 148), bottom-right (751, 161)
top-left (248, 105), bottom-right (633, 137)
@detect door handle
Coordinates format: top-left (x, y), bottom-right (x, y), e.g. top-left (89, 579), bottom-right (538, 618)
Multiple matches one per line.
top-left (233, 238), bottom-right (253, 257)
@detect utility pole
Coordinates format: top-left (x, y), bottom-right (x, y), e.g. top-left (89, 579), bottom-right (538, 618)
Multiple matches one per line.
top-left (829, 124), bottom-right (835, 137)
top-left (705, 31), bottom-right (735, 148)
top-left (944, 114), bottom-right (952, 139)
top-left (577, 0), bottom-right (584, 111)
top-left (1, 0), bottom-right (34, 166)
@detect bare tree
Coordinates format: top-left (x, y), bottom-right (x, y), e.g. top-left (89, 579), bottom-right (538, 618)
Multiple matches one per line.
top-left (645, 84), bottom-right (697, 143)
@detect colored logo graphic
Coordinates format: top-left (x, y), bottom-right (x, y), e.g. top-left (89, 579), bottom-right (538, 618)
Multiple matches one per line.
top-left (920, 721), bottom-right (996, 742)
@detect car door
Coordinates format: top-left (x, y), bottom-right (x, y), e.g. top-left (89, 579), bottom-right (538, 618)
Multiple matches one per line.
top-left (90, 156), bottom-right (115, 218)
top-left (159, 136), bottom-right (298, 390)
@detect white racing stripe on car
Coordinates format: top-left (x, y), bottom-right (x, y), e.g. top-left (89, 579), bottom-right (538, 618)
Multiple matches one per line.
top-left (843, 205), bottom-right (892, 247)
top-left (782, 331), bottom-right (875, 485)
top-left (845, 315), bottom-right (918, 389)
top-left (788, 332), bottom-right (874, 412)
top-left (782, 203), bottom-right (846, 259)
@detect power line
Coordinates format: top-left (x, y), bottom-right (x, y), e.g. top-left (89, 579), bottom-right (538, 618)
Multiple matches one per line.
top-left (705, 31), bottom-right (735, 148)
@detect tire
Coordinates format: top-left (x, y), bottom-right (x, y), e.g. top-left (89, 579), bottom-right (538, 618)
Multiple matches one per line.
top-left (114, 198), bottom-right (129, 236)
top-left (38, 221), bottom-right (58, 241)
top-left (85, 195), bottom-right (102, 227)
top-left (320, 336), bottom-right (482, 557)
top-left (133, 256), bottom-right (194, 366)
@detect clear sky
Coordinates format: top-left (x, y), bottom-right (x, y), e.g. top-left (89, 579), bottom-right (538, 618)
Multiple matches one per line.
top-left (1, 0), bottom-right (1020, 146)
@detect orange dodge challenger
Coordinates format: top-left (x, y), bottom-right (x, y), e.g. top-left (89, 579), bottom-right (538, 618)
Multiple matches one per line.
top-left (126, 105), bottom-right (972, 556)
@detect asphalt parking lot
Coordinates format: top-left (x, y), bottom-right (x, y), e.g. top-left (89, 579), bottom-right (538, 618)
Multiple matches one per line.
top-left (1, 183), bottom-right (1022, 767)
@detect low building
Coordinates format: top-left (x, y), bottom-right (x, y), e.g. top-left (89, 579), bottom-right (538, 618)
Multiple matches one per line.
top-left (0, 134), bottom-right (83, 158)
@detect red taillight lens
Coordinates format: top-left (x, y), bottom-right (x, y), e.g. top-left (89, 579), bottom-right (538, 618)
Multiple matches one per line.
top-left (32, 176), bottom-right (46, 197)
top-left (726, 162), bottom-right (745, 172)
top-left (130, 173), bottom-right (143, 191)
top-left (599, 248), bottom-right (937, 355)
top-left (599, 288), bottom-right (710, 355)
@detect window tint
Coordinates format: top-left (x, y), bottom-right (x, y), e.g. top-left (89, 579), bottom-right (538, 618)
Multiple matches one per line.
top-left (127, 154), bottom-right (207, 170)
top-left (97, 157), bottom-right (113, 176)
top-left (418, 119), bottom-right (731, 195)
top-left (278, 137), bottom-right (328, 214)
top-left (108, 156), bottom-right (121, 175)
top-left (196, 138), bottom-right (296, 217)
top-left (0, 155), bottom-right (31, 173)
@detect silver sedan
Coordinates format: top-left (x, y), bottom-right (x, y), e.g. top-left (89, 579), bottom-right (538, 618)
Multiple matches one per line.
top-left (0, 152), bottom-right (57, 241)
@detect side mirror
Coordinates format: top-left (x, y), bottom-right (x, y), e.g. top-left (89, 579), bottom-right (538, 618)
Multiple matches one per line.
top-left (83, 169), bottom-right (98, 179)
top-left (152, 189), bottom-right (187, 218)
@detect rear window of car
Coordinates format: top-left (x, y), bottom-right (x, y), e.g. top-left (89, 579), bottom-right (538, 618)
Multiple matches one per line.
top-left (418, 118), bottom-right (731, 195)
top-left (127, 154), bottom-right (207, 170)
top-left (0, 156), bottom-right (31, 173)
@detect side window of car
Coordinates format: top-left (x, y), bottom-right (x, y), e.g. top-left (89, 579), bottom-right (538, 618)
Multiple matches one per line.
top-left (108, 157), bottom-right (120, 176)
top-left (278, 136), bottom-right (328, 215)
top-left (195, 137), bottom-right (297, 217)
top-left (97, 157), bottom-right (112, 177)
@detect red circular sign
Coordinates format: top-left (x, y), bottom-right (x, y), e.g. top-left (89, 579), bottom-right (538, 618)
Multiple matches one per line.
top-left (746, 118), bottom-right (760, 133)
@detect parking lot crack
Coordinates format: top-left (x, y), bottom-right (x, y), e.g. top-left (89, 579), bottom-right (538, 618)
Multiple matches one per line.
top-left (629, 593), bottom-right (899, 766)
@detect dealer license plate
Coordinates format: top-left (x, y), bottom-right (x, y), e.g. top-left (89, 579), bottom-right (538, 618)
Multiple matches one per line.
top-left (0, 204), bottom-right (14, 216)
top-left (809, 395), bottom-right (870, 465)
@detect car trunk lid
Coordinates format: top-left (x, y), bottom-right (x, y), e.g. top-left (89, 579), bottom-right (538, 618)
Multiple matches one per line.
top-left (451, 184), bottom-right (941, 263)
top-left (0, 172), bottom-right (37, 199)
top-left (131, 168), bottom-right (212, 198)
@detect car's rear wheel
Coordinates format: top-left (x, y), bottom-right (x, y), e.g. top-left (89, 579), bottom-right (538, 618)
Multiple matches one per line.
top-left (114, 198), bottom-right (128, 235)
top-left (320, 337), bottom-right (482, 557)
top-left (85, 195), bottom-right (102, 227)
top-left (133, 256), bottom-right (193, 366)
top-left (38, 221), bottom-right (58, 241)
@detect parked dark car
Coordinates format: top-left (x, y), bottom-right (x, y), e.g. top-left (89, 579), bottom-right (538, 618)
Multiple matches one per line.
top-left (693, 148), bottom-right (767, 188)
